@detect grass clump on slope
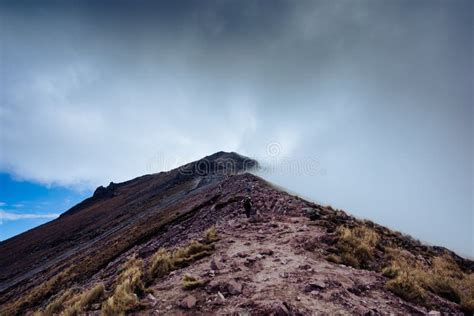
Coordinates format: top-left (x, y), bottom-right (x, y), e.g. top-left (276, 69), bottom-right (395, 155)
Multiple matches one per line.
top-left (101, 257), bottom-right (145, 315)
top-left (384, 254), bottom-right (474, 313)
top-left (147, 225), bottom-right (218, 280)
top-left (328, 225), bottom-right (380, 269)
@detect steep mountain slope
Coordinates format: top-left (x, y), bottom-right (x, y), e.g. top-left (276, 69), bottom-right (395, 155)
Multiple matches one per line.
top-left (0, 152), bottom-right (472, 315)
top-left (0, 152), bottom-right (257, 311)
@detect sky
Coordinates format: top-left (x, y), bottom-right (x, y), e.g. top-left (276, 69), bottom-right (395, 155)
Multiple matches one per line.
top-left (0, 0), bottom-right (472, 256)
top-left (0, 173), bottom-right (89, 240)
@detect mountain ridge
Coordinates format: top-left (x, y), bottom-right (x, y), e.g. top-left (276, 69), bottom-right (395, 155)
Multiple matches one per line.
top-left (0, 152), bottom-right (472, 315)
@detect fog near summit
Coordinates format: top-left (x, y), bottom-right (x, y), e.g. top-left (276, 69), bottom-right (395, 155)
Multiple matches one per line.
top-left (0, 0), bottom-right (472, 256)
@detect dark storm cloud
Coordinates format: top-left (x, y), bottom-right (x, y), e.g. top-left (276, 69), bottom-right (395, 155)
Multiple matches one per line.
top-left (0, 0), bottom-right (472, 255)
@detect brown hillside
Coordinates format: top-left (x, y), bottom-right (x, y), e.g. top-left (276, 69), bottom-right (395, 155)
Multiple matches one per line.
top-left (0, 152), bottom-right (472, 315)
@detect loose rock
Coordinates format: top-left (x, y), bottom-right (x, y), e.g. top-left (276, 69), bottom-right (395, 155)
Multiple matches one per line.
top-left (227, 280), bottom-right (242, 295)
top-left (180, 295), bottom-right (197, 309)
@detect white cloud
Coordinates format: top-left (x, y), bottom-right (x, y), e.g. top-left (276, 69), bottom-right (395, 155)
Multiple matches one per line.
top-left (0, 210), bottom-right (60, 224)
top-left (0, 1), bottom-right (471, 256)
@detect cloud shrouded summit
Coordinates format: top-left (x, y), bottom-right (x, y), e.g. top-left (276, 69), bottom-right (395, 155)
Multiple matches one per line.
top-left (0, 1), bottom-right (472, 255)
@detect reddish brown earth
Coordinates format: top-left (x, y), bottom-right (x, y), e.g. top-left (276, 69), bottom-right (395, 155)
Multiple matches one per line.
top-left (0, 152), bottom-right (472, 315)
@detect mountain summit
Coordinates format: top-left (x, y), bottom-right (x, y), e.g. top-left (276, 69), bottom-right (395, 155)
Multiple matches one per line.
top-left (0, 152), bottom-right (472, 315)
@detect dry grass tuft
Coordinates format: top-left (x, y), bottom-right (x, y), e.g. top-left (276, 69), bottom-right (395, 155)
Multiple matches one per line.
top-left (182, 274), bottom-right (203, 290)
top-left (61, 283), bottom-right (105, 316)
top-left (458, 273), bottom-right (474, 314)
top-left (385, 269), bottom-right (427, 303)
top-left (203, 225), bottom-right (218, 243)
top-left (148, 248), bottom-right (174, 280)
top-left (39, 289), bottom-right (75, 316)
top-left (329, 225), bottom-right (379, 269)
top-left (101, 257), bottom-right (144, 316)
top-left (146, 228), bottom-right (220, 288)
top-left (147, 239), bottom-right (214, 282)
top-left (173, 240), bottom-right (214, 268)
top-left (383, 253), bottom-right (474, 312)
top-left (3, 266), bottom-right (76, 315)
top-left (326, 254), bottom-right (341, 264)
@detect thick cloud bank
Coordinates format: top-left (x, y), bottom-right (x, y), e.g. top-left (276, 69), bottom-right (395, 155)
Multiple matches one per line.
top-left (0, 1), bottom-right (472, 256)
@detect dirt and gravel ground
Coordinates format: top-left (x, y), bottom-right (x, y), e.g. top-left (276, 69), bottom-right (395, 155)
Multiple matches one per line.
top-left (141, 215), bottom-right (445, 315)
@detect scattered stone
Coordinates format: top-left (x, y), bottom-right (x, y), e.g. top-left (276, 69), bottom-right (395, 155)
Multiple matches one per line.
top-left (279, 272), bottom-right (289, 278)
top-left (180, 295), bottom-right (197, 309)
top-left (256, 254), bottom-right (264, 259)
top-left (237, 252), bottom-right (249, 258)
top-left (238, 308), bottom-right (252, 316)
top-left (227, 280), bottom-right (242, 295)
top-left (218, 291), bottom-right (226, 301)
top-left (246, 257), bottom-right (256, 263)
top-left (304, 281), bottom-right (326, 292)
top-left (272, 302), bottom-right (290, 316)
top-left (303, 208), bottom-right (321, 220)
top-left (428, 311), bottom-right (441, 316)
top-left (259, 249), bottom-right (274, 256)
top-left (145, 293), bottom-right (158, 307)
top-left (297, 225), bottom-right (309, 232)
top-left (90, 303), bottom-right (101, 310)
top-left (205, 280), bottom-right (220, 294)
top-left (298, 264), bottom-right (311, 270)
top-left (211, 259), bottom-right (225, 270)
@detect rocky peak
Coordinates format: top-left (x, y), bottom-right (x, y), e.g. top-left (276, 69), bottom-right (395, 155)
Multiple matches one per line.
top-left (176, 151), bottom-right (259, 178)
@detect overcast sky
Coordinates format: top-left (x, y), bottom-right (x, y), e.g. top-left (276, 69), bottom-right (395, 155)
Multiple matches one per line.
top-left (0, 0), bottom-right (472, 256)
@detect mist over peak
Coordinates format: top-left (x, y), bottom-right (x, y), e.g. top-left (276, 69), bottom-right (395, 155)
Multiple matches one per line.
top-left (0, 0), bottom-right (472, 257)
